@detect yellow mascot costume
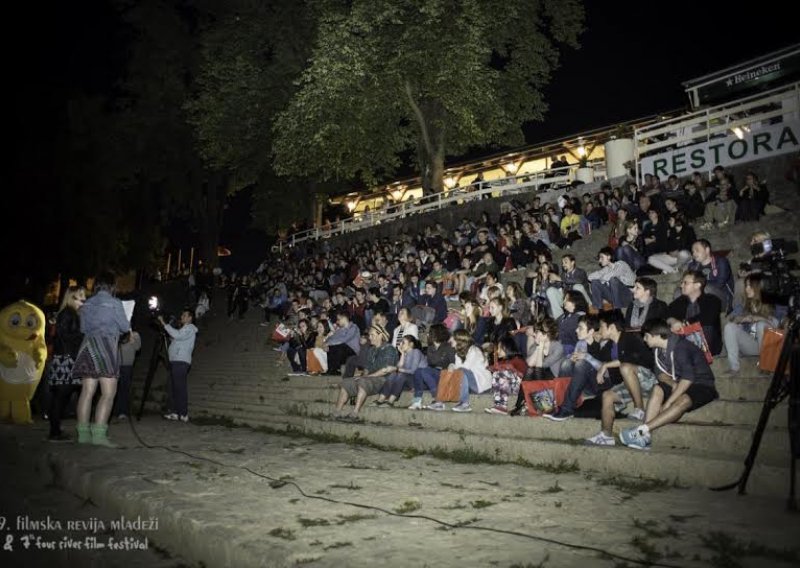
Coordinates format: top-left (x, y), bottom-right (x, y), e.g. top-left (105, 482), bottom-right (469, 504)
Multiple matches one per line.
top-left (0, 300), bottom-right (47, 424)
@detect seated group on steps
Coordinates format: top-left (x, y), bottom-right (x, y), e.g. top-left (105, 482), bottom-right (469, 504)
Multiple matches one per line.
top-left (256, 168), bottom-right (789, 450)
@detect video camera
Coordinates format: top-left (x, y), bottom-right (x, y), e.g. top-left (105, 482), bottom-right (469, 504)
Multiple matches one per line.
top-left (148, 296), bottom-right (176, 328)
top-left (744, 239), bottom-right (800, 304)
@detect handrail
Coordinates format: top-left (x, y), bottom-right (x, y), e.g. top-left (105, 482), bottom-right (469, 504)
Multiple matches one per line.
top-left (287, 161), bottom-right (607, 246)
top-left (634, 82), bottom-right (800, 183)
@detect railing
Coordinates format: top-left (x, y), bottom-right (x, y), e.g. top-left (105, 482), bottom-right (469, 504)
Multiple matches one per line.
top-left (634, 82), bottom-right (800, 182)
top-left (286, 161), bottom-right (607, 246)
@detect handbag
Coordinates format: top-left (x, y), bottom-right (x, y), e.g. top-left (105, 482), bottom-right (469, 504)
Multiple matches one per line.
top-left (758, 328), bottom-right (787, 374)
top-left (676, 322), bottom-right (713, 364)
top-left (443, 312), bottom-right (462, 332)
top-left (271, 323), bottom-right (292, 343)
top-left (521, 378), bottom-right (574, 417)
top-left (307, 348), bottom-right (328, 374)
top-left (436, 369), bottom-right (464, 402)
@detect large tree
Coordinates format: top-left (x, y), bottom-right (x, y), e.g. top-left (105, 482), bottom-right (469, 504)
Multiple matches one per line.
top-left (273, 0), bottom-right (585, 193)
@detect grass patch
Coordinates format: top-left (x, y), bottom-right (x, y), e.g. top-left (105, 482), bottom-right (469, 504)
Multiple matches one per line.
top-left (323, 541), bottom-right (352, 551)
top-left (543, 481), bottom-right (563, 494)
top-left (268, 527), bottom-right (296, 541)
top-left (395, 500), bottom-right (421, 514)
top-left (699, 531), bottom-right (800, 568)
top-left (336, 513), bottom-right (377, 525)
top-left (514, 457), bottom-right (580, 474)
top-left (298, 517), bottom-right (331, 528)
top-left (439, 481), bottom-right (465, 489)
top-left (329, 481), bottom-right (362, 491)
top-left (633, 518), bottom-right (679, 539)
top-left (510, 554), bottom-right (550, 568)
top-left (668, 513), bottom-right (702, 524)
top-left (630, 535), bottom-right (662, 565)
top-left (471, 499), bottom-right (495, 509)
top-left (285, 403), bottom-right (308, 417)
top-left (597, 475), bottom-right (669, 499)
top-left (294, 557), bottom-right (320, 565)
top-left (478, 480), bottom-right (500, 487)
top-left (441, 501), bottom-right (467, 510)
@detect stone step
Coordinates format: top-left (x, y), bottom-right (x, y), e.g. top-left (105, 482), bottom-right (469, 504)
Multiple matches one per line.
top-left (158, 383), bottom-right (787, 428)
top-left (173, 393), bottom-right (790, 466)
top-left (137, 399), bottom-right (789, 498)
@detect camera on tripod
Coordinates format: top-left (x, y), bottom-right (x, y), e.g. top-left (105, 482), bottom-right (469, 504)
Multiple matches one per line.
top-left (741, 239), bottom-right (800, 304)
top-left (148, 296), bottom-right (176, 328)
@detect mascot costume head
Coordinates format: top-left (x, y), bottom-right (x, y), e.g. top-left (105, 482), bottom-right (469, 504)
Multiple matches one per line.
top-left (0, 300), bottom-right (47, 424)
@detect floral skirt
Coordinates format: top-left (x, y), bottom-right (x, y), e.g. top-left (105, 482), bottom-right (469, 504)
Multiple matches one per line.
top-left (72, 336), bottom-right (121, 380)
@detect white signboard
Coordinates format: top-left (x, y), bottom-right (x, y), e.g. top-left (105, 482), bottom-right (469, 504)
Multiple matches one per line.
top-left (640, 119), bottom-right (799, 179)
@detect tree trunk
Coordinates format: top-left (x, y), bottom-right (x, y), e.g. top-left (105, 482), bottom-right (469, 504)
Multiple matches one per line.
top-left (200, 172), bottom-right (226, 269)
top-left (405, 81), bottom-right (445, 194)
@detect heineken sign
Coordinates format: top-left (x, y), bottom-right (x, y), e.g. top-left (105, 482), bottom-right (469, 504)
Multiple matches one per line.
top-left (641, 120), bottom-right (800, 179)
top-left (695, 51), bottom-right (800, 105)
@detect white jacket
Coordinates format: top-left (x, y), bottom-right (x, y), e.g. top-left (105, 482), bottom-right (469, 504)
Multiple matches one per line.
top-left (455, 345), bottom-right (492, 393)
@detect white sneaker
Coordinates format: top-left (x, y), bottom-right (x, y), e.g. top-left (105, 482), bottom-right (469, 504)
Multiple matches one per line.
top-left (585, 432), bottom-right (616, 446)
top-left (628, 408), bottom-right (646, 422)
top-left (425, 402), bottom-right (446, 411)
top-left (116, 414), bottom-right (128, 421)
top-left (484, 407), bottom-right (508, 415)
top-left (452, 403), bottom-right (472, 413)
top-left (179, 415), bottom-right (189, 423)
top-left (407, 399), bottom-right (423, 410)
top-left (163, 413), bottom-right (179, 421)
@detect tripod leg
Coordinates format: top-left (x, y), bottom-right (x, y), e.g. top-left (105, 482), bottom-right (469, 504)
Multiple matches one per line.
top-left (788, 338), bottom-right (799, 511)
top-left (136, 333), bottom-right (166, 420)
top-left (713, 324), bottom-right (795, 494)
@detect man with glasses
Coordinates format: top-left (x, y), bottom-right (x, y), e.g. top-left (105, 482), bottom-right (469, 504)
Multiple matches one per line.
top-left (685, 239), bottom-right (734, 310)
top-left (667, 270), bottom-right (723, 356)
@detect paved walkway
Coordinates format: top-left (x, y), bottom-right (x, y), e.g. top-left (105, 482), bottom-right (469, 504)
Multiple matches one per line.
top-left (2, 418), bottom-right (798, 568)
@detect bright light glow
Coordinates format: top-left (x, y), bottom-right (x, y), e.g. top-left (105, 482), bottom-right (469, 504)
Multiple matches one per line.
top-left (577, 145), bottom-right (587, 157)
top-left (346, 200), bottom-right (357, 212)
top-left (444, 177), bottom-right (457, 189)
top-left (391, 189), bottom-right (404, 201)
top-left (732, 127), bottom-right (744, 140)
top-left (148, 296), bottom-right (159, 311)
top-left (504, 162), bottom-right (518, 174)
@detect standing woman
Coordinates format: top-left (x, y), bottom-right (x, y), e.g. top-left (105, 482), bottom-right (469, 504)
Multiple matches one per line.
top-left (47, 286), bottom-right (86, 442)
top-left (71, 272), bottom-right (130, 446)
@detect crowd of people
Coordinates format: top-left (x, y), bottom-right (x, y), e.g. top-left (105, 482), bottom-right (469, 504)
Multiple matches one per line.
top-left (223, 165), bottom-right (789, 450)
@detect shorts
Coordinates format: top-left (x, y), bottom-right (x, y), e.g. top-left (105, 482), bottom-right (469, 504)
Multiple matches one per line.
top-left (656, 382), bottom-right (718, 412)
top-left (611, 366), bottom-right (657, 411)
top-left (341, 376), bottom-right (387, 397)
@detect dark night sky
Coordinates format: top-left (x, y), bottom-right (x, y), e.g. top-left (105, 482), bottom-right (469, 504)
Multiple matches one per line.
top-left (528, 1), bottom-right (800, 143)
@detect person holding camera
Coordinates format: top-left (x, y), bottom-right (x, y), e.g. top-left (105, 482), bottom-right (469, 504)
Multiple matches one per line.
top-left (159, 310), bottom-right (198, 422)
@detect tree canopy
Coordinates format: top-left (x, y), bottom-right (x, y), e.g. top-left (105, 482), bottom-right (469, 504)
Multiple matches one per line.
top-left (272, 0), bottom-right (585, 193)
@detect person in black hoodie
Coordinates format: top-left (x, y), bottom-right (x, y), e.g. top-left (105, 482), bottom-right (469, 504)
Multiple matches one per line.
top-left (647, 213), bottom-right (696, 275)
top-left (625, 278), bottom-right (668, 331)
top-left (642, 209), bottom-right (668, 258)
top-left (667, 270), bottom-right (723, 356)
top-left (46, 286), bottom-right (86, 441)
top-left (583, 310), bottom-right (657, 444)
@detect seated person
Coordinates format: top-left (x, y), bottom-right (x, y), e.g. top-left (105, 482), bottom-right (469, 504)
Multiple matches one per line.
top-left (556, 290), bottom-right (589, 354)
top-left (588, 247), bottom-right (636, 310)
top-left (625, 277), bottom-right (668, 331)
top-left (374, 336), bottom-right (428, 406)
top-left (684, 239), bottom-right (734, 311)
top-left (550, 253), bottom-right (591, 306)
top-left (485, 337), bottom-right (528, 415)
top-left (723, 274), bottom-right (778, 375)
top-left (619, 319), bottom-right (718, 450)
top-left (648, 213), bottom-right (695, 275)
top-left (427, 329), bottom-right (491, 413)
top-left (556, 204), bottom-right (582, 248)
top-left (409, 324), bottom-right (455, 409)
top-left (417, 281), bottom-right (448, 324)
top-left (510, 319), bottom-right (565, 415)
top-left (700, 179), bottom-right (736, 229)
top-left (616, 221), bottom-right (647, 272)
top-left (324, 311), bottom-right (361, 375)
top-left (333, 324), bottom-right (398, 421)
top-left (667, 270), bottom-right (723, 357)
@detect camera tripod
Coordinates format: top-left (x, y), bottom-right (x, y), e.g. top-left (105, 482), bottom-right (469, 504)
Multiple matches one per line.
top-left (136, 325), bottom-right (171, 420)
top-left (712, 313), bottom-right (799, 511)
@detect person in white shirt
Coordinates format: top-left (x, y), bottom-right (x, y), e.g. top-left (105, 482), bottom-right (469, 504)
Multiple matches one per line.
top-left (391, 308), bottom-right (419, 348)
top-left (158, 310), bottom-right (198, 422)
top-left (588, 247), bottom-right (636, 310)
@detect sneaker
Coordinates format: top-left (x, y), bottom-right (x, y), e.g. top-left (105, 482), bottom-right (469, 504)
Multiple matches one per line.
top-left (286, 372), bottom-right (305, 377)
top-left (425, 402), bottom-right (446, 411)
top-left (259, 322), bottom-right (270, 327)
top-left (407, 398), bottom-right (423, 410)
top-left (620, 427), bottom-right (651, 450)
top-left (163, 413), bottom-right (179, 421)
top-left (370, 399), bottom-right (387, 407)
top-left (484, 406), bottom-right (507, 415)
top-left (452, 403), bottom-right (472, 413)
top-left (543, 408), bottom-right (573, 421)
top-left (627, 408), bottom-right (646, 422)
top-left (179, 415), bottom-right (189, 423)
top-left (585, 432), bottom-right (616, 446)
top-left (116, 414), bottom-right (128, 421)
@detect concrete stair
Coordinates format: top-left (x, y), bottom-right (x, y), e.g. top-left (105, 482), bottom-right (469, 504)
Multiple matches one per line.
top-left (129, 307), bottom-right (792, 498)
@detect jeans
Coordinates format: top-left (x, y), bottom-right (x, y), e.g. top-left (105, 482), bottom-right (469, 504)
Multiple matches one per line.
top-left (590, 278), bottom-right (632, 309)
top-left (414, 367), bottom-right (441, 397)
top-left (560, 360), bottom-right (599, 414)
top-left (459, 369), bottom-right (478, 405)
top-left (380, 372), bottom-right (413, 398)
top-left (169, 362), bottom-right (191, 416)
top-left (724, 321), bottom-right (768, 370)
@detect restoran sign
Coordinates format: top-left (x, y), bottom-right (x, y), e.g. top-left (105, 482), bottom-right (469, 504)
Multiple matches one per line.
top-left (640, 119), bottom-right (799, 179)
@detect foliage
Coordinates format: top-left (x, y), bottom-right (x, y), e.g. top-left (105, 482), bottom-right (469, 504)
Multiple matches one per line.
top-left (273, 0), bottom-right (585, 193)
